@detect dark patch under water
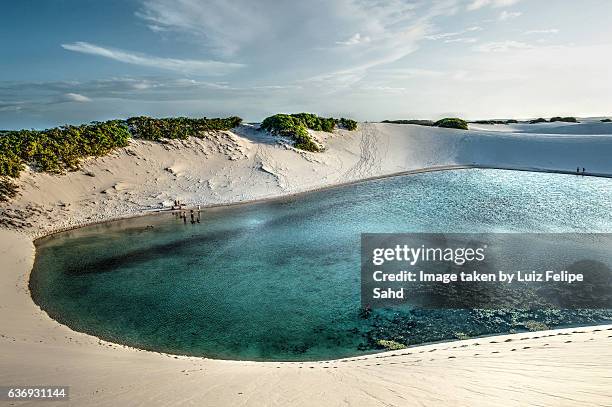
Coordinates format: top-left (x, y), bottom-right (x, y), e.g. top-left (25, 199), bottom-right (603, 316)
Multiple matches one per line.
top-left (30, 169), bottom-right (612, 360)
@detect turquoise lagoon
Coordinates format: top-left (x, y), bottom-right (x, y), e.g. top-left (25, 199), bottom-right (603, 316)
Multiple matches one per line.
top-left (30, 169), bottom-right (612, 361)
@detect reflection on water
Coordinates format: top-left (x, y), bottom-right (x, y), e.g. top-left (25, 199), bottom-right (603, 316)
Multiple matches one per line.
top-left (30, 169), bottom-right (612, 360)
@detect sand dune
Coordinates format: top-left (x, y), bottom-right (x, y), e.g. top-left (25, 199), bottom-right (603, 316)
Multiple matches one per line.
top-left (469, 117), bottom-right (612, 135)
top-left (1, 121), bottom-right (612, 406)
top-left (3, 121), bottom-right (612, 237)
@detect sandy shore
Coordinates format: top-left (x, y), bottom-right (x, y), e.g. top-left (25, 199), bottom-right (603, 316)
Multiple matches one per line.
top-left (1, 120), bottom-right (612, 406)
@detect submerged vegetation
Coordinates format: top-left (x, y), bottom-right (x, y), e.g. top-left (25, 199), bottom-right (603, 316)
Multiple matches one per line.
top-left (361, 308), bottom-right (612, 352)
top-left (261, 113), bottom-right (358, 152)
top-left (375, 339), bottom-right (407, 350)
top-left (0, 116), bottom-right (243, 199)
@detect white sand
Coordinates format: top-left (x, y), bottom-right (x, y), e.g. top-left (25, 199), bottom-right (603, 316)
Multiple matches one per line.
top-left (1, 121), bottom-right (612, 406)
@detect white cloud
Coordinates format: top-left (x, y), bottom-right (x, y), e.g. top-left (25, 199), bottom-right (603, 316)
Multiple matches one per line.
top-left (135, 0), bottom-right (458, 83)
top-left (426, 31), bottom-right (463, 40)
top-left (336, 33), bottom-right (371, 46)
top-left (62, 93), bottom-right (91, 103)
top-left (369, 68), bottom-right (445, 79)
top-left (467, 0), bottom-right (521, 10)
top-left (426, 25), bottom-right (483, 41)
top-left (475, 40), bottom-right (533, 52)
top-left (467, 0), bottom-right (489, 10)
top-left (524, 29), bottom-right (560, 35)
top-left (499, 11), bottom-right (522, 20)
top-left (445, 37), bottom-right (478, 43)
top-left (61, 42), bottom-right (244, 75)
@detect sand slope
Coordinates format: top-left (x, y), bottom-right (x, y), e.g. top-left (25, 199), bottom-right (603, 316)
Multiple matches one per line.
top-left (1, 121), bottom-right (612, 406)
top-left (2, 120), bottom-right (612, 237)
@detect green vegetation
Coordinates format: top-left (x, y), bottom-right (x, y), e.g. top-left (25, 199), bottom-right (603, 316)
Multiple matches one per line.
top-left (434, 118), bottom-right (469, 130)
top-left (382, 119), bottom-right (434, 126)
top-left (383, 117), bottom-right (469, 130)
top-left (472, 119), bottom-right (518, 125)
top-left (337, 117), bottom-right (358, 131)
top-left (260, 113), bottom-right (358, 152)
top-left (260, 114), bottom-right (322, 152)
top-left (0, 120), bottom-right (131, 177)
top-left (127, 116), bottom-right (242, 141)
top-left (550, 116), bottom-right (578, 123)
top-left (292, 125), bottom-right (321, 152)
top-left (0, 177), bottom-right (17, 202)
top-left (376, 339), bottom-right (407, 350)
top-left (529, 118), bottom-right (548, 124)
top-left (0, 116), bottom-right (243, 200)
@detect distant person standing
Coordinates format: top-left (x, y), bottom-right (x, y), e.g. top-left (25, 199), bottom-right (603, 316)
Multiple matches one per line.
top-left (583, 167), bottom-right (586, 175)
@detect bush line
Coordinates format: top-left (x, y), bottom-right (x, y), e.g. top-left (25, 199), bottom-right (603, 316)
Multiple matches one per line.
top-left (261, 113), bottom-right (358, 152)
top-left (0, 116), bottom-right (243, 201)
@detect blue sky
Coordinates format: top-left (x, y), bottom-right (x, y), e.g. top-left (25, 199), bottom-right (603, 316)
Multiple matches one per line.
top-left (1, 0), bottom-right (611, 129)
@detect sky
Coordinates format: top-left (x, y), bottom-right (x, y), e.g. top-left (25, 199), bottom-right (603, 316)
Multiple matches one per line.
top-left (1, 0), bottom-right (611, 129)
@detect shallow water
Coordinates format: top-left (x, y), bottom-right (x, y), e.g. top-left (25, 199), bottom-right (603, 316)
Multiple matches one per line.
top-left (30, 169), bottom-right (612, 360)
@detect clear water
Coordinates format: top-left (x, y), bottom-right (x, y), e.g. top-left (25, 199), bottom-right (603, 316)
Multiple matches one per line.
top-left (30, 169), bottom-right (612, 361)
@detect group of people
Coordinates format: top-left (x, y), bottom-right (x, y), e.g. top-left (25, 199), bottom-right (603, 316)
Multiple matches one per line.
top-left (576, 167), bottom-right (587, 175)
top-left (173, 200), bottom-right (202, 224)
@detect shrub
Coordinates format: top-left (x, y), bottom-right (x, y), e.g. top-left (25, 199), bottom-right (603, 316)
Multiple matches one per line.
top-left (473, 120), bottom-right (502, 125)
top-left (550, 116), bottom-right (578, 123)
top-left (127, 116), bottom-right (242, 140)
top-left (287, 113), bottom-right (334, 132)
top-left (472, 119), bottom-right (518, 125)
top-left (434, 118), bottom-right (468, 130)
top-left (261, 114), bottom-right (299, 134)
top-left (0, 115), bottom-right (243, 183)
top-left (382, 119), bottom-right (434, 126)
top-left (261, 113), bottom-right (357, 152)
top-left (0, 148), bottom-right (23, 178)
top-left (529, 118), bottom-right (548, 124)
top-left (261, 114), bottom-right (322, 152)
top-left (0, 177), bottom-right (18, 202)
top-left (292, 125), bottom-right (321, 152)
top-left (337, 117), bottom-right (358, 130)
top-left (0, 121), bottom-right (131, 176)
